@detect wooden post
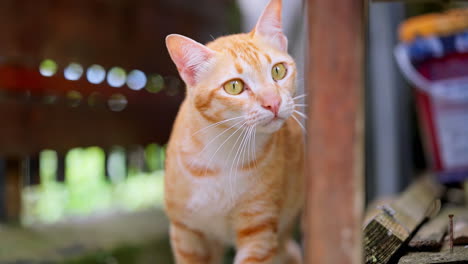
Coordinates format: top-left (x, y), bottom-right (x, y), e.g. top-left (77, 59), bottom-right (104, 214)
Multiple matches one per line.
top-left (305, 1), bottom-right (366, 264)
top-left (0, 159), bottom-right (5, 221)
top-left (5, 158), bottom-right (22, 222)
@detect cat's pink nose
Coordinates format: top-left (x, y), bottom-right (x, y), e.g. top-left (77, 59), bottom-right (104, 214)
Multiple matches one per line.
top-left (260, 93), bottom-right (282, 117)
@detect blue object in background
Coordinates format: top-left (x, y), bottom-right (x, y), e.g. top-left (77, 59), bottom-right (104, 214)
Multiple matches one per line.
top-left (407, 31), bottom-right (468, 62)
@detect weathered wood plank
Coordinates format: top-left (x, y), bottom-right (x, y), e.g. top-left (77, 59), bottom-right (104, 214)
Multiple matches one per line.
top-left (450, 208), bottom-right (468, 245)
top-left (364, 178), bottom-right (443, 264)
top-left (398, 246), bottom-right (468, 264)
top-left (305, 1), bottom-right (366, 264)
top-left (409, 206), bottom-right (448, 251)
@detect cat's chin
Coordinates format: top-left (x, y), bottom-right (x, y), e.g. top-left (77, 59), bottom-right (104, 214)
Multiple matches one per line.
top-left (257, 117), bottom-right (285, 133)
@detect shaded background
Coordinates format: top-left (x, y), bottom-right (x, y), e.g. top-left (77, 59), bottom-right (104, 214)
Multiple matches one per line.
top-left (0, 1), bottom-right (305, 262)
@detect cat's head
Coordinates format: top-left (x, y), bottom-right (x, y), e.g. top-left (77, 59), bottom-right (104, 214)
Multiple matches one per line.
top-left (166, 0), bottom-right (296, 133)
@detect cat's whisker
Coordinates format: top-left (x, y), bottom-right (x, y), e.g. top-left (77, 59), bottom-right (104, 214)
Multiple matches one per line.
top-left (292, 115), bottom-right (306, 134)
top-left (191, 115), bottom-right (245, 137)
top-left (202, 121), bottom-right (248, 178)
top-left (293, 93), bottom-right (307, 100)
top-left (239, 125), bottom-right (254, 186)
top-left (249, 125), bottom-right (258, 174)
top-left (203, 124), bottom-right (245, 205)
top-left (226, 124), bottom-right (250, 203)
top-left (228, 124), bottom-right (251, 180)
top-left (253, 126), bottom-right (266, 184)
top-left (294, 110), bottom-right (308, 119)
top-left (245, 125), bottom-right (254, 172)
top-left (241, 125), bottom-right (254, 172)
top-left (294, 104), bottom-right (307, 107)
top-left (237, 126), bottom-right (250, 174)
top-left (231, 126), bottom-right (250, 193)
top-left (189, 119), bottom-right (245, 169)
top-left (252, 125), bottom-right (260, 176)
top-left (196, 119), bottom-right (245, 156)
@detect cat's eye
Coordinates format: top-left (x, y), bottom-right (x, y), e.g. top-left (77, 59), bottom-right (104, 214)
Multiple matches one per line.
top-left (223, 79), bottom-right (244, 95)
top-left (271, 63), bottom-right (287, 81)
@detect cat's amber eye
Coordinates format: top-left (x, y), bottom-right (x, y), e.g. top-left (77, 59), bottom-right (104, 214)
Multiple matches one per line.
top-left (223, 79), bottom-right (244, 95)
top-left (271, 63), bottom-right (287, 81)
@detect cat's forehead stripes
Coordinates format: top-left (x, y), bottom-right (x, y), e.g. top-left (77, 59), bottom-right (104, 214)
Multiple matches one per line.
top-left (207, 34), bottom-right (272, 68)
top-left (236, 43), bottom-right (262, 67)
top-left (264, 53), bottom-right (272, 63)
top-left (235, 62), bottom-right (244, 74)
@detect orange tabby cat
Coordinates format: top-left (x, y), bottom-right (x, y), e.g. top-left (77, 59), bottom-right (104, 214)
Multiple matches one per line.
top-left (164, 0), bottom-right (305, 263)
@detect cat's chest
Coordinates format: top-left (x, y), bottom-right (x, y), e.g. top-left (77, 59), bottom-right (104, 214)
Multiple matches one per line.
top-left (186, 171), bottom-right (253, 243)
top-left (188, 168), bottom-right (252, 207)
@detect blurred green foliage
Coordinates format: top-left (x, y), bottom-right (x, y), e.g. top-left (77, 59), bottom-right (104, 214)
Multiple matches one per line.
top-left (22, 145), bottom-right (165, 226)
top-left (108, 146), bottom-right (126, 184)
top-left (145, 143), bottom-right (165, 171)
top-left (40, 149), bottom-right (57, 185)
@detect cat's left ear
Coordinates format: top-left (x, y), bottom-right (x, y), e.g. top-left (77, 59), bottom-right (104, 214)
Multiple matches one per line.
top-left (253, 0), bottom-right (288, 52)
top-left (166, 34), bottom-right (216, 87)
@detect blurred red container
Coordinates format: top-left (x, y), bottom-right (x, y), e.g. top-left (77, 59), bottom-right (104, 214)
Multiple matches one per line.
top-left (395, 10), bottom-right (468, 183)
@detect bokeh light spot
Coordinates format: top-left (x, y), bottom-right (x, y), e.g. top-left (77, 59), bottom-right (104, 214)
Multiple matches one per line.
top-left (127, 70), bottom-right (147, 91)
top-left (86, 64), bottom-right (106, 84)
top-left (66, 90), bottom-right (82, 107)
top-left (107, 67), bottom-right (127, 87)
top-left (87, 92), bottom-right (102, 107)
top-left (64, 63), bottom-right (84, 81)
top-left (108, 94), bottom-right (127, 111)
top-left (146, 74), bottom-right (165, 93)
top-left (39, 59), bottom-right (58, 77)
top-left (165, 76), bottom-right (182, 96)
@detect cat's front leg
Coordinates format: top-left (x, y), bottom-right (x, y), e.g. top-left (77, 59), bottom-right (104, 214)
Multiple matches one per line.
top-left (170, 220), bottom-right (224, 264)
top-left (233, 216), bottom-right (280, 264)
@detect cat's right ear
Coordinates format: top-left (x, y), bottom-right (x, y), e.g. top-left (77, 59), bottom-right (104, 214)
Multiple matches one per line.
top-left (253, 0), bottom-right (287, 52)
top-left (166, 34), bottom-right (216, 87)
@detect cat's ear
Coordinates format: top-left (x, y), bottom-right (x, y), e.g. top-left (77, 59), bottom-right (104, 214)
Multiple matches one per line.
top-left (253, 0), bottom-right (288, 52)
top-left (166, 34), bottom-right (216, 86)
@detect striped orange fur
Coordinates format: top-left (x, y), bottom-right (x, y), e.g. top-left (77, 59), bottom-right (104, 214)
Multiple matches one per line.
top-left (164, 0), bottom-right (304, 263)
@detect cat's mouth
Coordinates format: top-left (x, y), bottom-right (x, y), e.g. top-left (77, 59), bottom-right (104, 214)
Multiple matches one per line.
top-left (263, 116), bottom-right (284, 126)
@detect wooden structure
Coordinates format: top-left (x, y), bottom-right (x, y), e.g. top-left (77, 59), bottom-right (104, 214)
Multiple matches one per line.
top-left (0, 0), bottom-right (234, 155)
top-left (397, 207), bottom-right (468, 264)
top-left (363, 178), bottom-right (443, 264)
top-left (0, 0), bottom-right (234, 222)
top-left (398, 246), bottom-right (468, 264)
top-left (305, 1), bottom-right (366, 264)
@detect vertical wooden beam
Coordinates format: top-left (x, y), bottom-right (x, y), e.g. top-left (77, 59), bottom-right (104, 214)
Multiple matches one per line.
top-left (305, 1), bottom-right (366, 264)
top-left (0, 159), bottom-right (5, 221)
top-left (5, 158), bottom-right (22, 222)
top-left (30, 156), bottom-right (40, 185)
top-left (57, 153), bottom-right (66, 182)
